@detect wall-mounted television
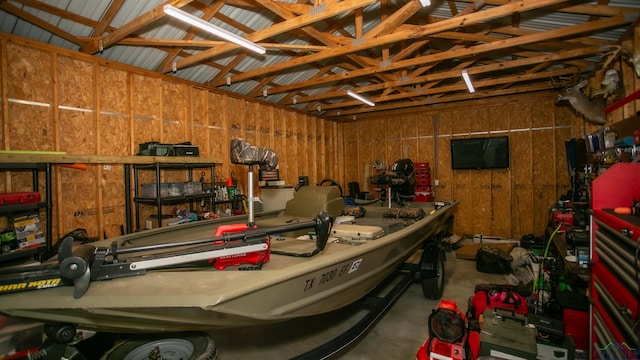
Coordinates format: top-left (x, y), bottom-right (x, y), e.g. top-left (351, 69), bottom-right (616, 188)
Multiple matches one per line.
top-left (450, 136), bottom-right (510, 170)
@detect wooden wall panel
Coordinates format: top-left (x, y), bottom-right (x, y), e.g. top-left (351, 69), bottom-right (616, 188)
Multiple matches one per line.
top-left (6, 42), bottom-right (55, 151)
top-left (450, 110), bottom-right (473, 236)
top-left (531, 102), bottom-right (556, 235)
top-left (7, 103), bottom-right (54, 151)
top-left (470, 108), bottom-right (492, 235)
top-left (58, 56), bottom-right (94, 109)
top-left (342, 122), bottom-right (358, 187)
top-left (162, 81), bottom-right (188, 144)
top-left (370, 118), bottom-right (386, 174)
top-left (190, 87), bottom-right (209, 156)
top-left (61, 166), bottom-right (97, 236)
top-left (208, 91), bottom-right (227, 177)
top-left (99, 66), bottom-right (128, 115)
top-left (272, 108), bottom-right (285, 183)
top-left (435, 114), bottom-right (452, 204)
top-left (99, 67), bottom-right (130, 156)
top-left (283, 111), bottom-right (297, 185)
top-left (244, 101), bottom-right (258, 144)
top-left (315, 118), bottom-right (324, 185)
top-left (416, 114), bottom-right (434, 163)
top-left (131, 74), bottom-right (161, 150)
top-left (509, 103), bottom-right (534, 236)
top-left (488, 105), bottom-right (511, 237)
top-left (59, 110), bottom-right (94, 154)
top-left (332, 121), bottom-right (343, 183)
top-left (256, 103), bottom-right (272, 148)
top-left (385, 116), bottom-right (403, 164)
top-left (226, 97), bottom-right (243, 182)
top-left (296, 113), bottom-right (307, 181)
top-left (6, 43), bottom-right (52, 102)
top-left (357, 119), bottom-right (372, 193)
top-left (402, 114), bottom-right (418, 160)
top-left (307, 116), bottom-right (317, 183)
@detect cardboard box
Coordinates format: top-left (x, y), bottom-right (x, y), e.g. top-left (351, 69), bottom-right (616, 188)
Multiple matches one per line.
top-left (12, 213), bottom-right (44, 249)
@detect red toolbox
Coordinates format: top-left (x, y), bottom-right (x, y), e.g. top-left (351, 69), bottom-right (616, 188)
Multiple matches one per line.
top-left (0, 192), bottom-right (40, 206)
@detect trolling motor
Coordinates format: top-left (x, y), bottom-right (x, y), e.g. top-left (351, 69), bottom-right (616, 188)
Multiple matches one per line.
top-left (0, 211), bottom-right (332, 299)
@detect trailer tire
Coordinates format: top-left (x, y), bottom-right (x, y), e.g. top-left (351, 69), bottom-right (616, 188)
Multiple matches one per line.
top-left (102, 331), bottom-right (217, 360)
top-left (420, 245), bottom-right (445, 300)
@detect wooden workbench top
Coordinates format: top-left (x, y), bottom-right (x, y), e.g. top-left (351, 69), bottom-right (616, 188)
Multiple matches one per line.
top-left (0, 152), bottom-right (221, 165)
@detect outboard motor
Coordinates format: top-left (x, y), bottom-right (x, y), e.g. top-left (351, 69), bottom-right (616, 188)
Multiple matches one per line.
top-left (391, 159), bottom-right (416, 202)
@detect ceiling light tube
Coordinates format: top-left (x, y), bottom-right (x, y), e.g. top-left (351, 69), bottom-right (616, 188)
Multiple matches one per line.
top-left (347, 90), bottom-right (375, 107)
top-left (163, 5), bottom-right (266, 54)
top-left (419, 0), bottom-right (431, 7)
top-left (461, 69), bottom-right (475, 93)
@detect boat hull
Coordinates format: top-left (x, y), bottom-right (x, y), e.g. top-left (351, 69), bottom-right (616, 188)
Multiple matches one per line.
top-left (0, 201), bottom-right (457, 333)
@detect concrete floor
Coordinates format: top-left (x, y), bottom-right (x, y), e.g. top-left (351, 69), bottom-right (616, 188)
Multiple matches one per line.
top-left (206, 250), bottom-right (507, 359)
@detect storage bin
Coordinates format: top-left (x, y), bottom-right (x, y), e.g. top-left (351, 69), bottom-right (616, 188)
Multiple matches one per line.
top-left (182, 182), bottom-right (203, 195)
top-left (140, 183), bottom-right (170, 197)
top-left (167, 183), bottom-right (182, 197)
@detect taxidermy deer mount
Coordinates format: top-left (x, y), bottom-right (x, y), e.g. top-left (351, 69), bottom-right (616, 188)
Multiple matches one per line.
top-left (556, 80), bottom-right (607, 125)
top-left (555, 45), bottom-right (640, 126)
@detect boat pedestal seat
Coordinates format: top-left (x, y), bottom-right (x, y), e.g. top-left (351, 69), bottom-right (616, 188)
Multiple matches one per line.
top-left (256, 186), bottom-right (344, 237)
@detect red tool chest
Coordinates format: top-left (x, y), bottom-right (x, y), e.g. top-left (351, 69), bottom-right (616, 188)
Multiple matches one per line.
top-left (0, 192), bottom-right (40, 206)
top-left (590, 163), bottom-right (640, 359)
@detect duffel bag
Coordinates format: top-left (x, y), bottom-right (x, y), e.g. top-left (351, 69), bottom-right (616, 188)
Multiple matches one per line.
top-left (468, 288), bottom-right (528, 320)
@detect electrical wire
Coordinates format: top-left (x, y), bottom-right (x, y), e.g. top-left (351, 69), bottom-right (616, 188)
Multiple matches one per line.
top-left (533, 221), bottom-right (563, 314)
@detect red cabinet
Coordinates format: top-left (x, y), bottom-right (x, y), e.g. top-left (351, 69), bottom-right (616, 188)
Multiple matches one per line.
top-left (590, 163), bottom-right (640, 359)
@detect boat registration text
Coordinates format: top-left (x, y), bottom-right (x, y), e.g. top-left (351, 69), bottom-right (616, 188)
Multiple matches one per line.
top-left (303, 258), bottom-right (362, 292)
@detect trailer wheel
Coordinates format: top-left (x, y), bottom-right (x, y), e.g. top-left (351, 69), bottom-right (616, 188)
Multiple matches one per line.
top-left (102, 332), bottom-right (217, 360)
top-left (420, 246), bottom-right (445, 300)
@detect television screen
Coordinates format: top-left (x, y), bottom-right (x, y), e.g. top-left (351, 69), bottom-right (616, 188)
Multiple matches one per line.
top-left (450, 136), bottom-right (510, 170)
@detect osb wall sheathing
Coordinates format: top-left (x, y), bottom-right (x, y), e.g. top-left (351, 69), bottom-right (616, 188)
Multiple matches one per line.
top-left (0, 35), bottom-right (332, 242)
top-left (343, 94), bottom-right (586, 240)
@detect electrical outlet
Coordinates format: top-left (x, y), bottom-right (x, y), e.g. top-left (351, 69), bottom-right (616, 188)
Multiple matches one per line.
top-left (434, 179), bottom-right (439, 186)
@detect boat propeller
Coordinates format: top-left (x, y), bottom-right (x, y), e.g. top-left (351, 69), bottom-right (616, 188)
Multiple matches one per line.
top-left (57, 236), bottom-right (96, 298)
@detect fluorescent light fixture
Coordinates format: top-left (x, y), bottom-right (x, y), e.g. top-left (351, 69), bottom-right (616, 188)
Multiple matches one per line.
top-left (347, 90), bottom-right (375, 106)
top-left (461, 69), bottom-right (475, 93)
top-left (163, 5), bottom-right (265, 54)
top-left (419, 0), bottom-right (431, 6)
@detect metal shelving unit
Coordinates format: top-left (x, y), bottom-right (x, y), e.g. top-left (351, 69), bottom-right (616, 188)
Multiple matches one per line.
top-left (0, 162), bottom-right (52, 264)
top-left (129, 162), bottom-right (216, 231)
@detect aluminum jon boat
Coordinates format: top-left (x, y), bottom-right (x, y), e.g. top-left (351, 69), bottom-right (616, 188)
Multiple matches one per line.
top-left (0, 197), bottom-right (457, 334)
top-left (0, 140), bottom-right (458, 336)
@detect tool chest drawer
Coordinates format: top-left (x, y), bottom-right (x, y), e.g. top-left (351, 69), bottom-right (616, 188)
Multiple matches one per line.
top-left (590, 163), bottom-right (640, 358)
top-left (591, 211), bottom-right (640, 355)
